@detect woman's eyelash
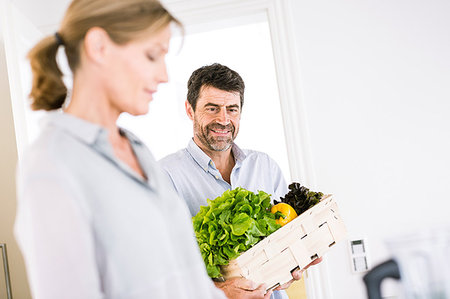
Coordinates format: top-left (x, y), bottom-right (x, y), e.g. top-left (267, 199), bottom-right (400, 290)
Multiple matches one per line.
top-left (146, 54), bottom-right (155, 61)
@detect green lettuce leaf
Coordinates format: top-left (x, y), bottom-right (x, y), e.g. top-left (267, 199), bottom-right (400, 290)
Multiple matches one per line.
top-left (192, 187), bottom-right (281, 278)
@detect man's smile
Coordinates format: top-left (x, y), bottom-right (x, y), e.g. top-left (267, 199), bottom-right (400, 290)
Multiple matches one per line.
top-left (209, 128), bottom-right (231, 136)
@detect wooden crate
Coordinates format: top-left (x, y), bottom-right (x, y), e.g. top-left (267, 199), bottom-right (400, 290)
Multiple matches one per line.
top-left (221, 194), bottom-right (347, 290)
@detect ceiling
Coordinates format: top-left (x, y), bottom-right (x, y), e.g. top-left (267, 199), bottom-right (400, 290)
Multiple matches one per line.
top-left (10, 0), bottom-right (182, 34)
top-left (12, 0), bottom-right (71, 33)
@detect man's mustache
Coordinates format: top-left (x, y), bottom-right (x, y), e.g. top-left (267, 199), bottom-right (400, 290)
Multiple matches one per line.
top-left (207, 123), bottom-right (234, 132)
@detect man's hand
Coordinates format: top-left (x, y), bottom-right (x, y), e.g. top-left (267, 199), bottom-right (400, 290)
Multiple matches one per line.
top-left (215, 277), bottom-right (273, 299)
top-left (275, 257), bottom-right (323, 290)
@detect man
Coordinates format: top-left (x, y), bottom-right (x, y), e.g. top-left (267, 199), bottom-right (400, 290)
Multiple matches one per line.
top-left (159, 63), bottom-right (319, 299)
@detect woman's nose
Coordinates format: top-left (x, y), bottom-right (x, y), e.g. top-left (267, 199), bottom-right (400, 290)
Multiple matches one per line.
top-left (157, 60), bottom-right (169, 84)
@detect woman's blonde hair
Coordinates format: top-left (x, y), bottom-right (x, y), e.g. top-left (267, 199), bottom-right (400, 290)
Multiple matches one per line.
top-left (28, 0), bottom-right (181, 111)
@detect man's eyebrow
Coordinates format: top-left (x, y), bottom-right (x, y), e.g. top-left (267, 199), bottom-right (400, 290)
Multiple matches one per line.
top-left (203, 103), bottom-right (240, 110)
top-left (204, 103), bottom-right (220, 108)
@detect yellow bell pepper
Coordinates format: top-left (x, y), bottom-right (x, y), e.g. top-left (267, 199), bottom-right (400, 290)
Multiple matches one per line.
top-left (271, 203), bottom-right (298, 226)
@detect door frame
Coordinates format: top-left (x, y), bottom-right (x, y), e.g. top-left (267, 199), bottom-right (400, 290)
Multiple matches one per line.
top-left (163, 0), bottom-right (331, 298)
top-left (1, 1), bottom-right (43, 163)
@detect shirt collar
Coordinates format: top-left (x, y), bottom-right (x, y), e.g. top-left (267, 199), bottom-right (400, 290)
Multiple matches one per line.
top-left (45, 112), bottom-right (144, 147)
top-left (46, 111), bottom-right (151, 187)
top-left (231, 142), bottom-right (246, 163)
top-left (186, 139), bottom-right (247, 171)
top-left (186, 138), bottom-right (212, 171)
top-left (120, 128), bottom-right (144, 146)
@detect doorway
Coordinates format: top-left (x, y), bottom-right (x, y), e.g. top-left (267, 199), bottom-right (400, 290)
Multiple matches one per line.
top-left (117, 11), bottom-right (306, 299)
top-left (118, 15), bottom-right (290, 178)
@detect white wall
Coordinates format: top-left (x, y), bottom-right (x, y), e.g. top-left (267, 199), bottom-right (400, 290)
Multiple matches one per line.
top-left (290, 0), bottom-right (450, 298)
top-left (0, 17), bottom-right (32, 299)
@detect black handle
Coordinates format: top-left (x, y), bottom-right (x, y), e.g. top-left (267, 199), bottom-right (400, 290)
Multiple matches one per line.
top-left (363, 259), bottom-right (401, 299)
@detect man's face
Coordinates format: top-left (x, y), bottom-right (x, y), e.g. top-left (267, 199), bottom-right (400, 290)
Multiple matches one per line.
top-left (188, 85), bottom-right (241, 152)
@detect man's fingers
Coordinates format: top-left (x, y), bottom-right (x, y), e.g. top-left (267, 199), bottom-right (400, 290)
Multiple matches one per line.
top-left (215, 278), bottom-right (270, 299)
top-left (250, 283), bottom-right (268, 298)
top-left (227, 277), bottom-right (258, 291)
top-left (291, 268), bottom-right (304, 280)
top-left (307, 256), bottom-right (323, 267)
top-left (303, 256), bottom-right (324, 271)
top-left (275, 279), bottom-right (295, 290)
top-left (264, 289), bottom-right (273, 299)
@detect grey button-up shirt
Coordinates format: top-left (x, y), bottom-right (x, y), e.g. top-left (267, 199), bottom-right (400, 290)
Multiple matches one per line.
top-left (159, 139), bottom-right (289, 216)
top-left (15, 112), bottom-right (226, 299)
top-left (159, 139), bottom-right (289, 299)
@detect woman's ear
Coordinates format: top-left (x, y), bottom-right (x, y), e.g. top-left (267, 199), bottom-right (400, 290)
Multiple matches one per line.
top-left (185, 100), bottom-right (195, 121)
top-left (83, 27), bottom-right (110, 65)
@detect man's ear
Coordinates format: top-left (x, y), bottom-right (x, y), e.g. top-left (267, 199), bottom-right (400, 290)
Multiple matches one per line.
top-left (83, 27), bottom-right (110, 65)
top-left (185, 100), bottom-right (195, 121)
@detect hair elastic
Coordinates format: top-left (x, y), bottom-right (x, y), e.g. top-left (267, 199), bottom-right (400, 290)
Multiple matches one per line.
top-left (54, 32), bottom-right (64, 46)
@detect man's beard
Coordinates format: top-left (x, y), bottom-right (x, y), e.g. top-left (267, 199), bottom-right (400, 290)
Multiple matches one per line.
top-left (194, 120), bottom-right (237, 152)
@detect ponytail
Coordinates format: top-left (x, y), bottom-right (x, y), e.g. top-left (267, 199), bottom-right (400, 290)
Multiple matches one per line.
top-left (28, 35), bottom-right (67, 111)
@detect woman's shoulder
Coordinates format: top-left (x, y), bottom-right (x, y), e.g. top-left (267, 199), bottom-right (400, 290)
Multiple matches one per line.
top-left (20, 123), bottom-right (80, 178)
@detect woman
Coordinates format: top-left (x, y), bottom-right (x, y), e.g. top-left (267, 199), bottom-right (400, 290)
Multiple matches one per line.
top-left (14, 1), bottom-right (238, 298)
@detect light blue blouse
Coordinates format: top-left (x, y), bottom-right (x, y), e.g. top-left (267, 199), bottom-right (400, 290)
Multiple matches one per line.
top-left (159, 139), bottom-right (290, 299)
top-left (15, 113), bottom-right (226, 299)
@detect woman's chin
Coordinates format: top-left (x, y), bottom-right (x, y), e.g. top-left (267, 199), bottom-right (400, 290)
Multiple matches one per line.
top-left (127, 106), bottom-right (149, 117)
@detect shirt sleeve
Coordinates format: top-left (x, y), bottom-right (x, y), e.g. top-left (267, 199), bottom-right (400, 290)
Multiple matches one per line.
top-left (15, 159), bottom-right (104, 299)
top-left (158, 165), bottom-right (179, 193)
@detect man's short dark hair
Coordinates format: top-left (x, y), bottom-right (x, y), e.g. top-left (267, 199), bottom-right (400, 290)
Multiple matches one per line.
top-left (187, 63), bottom-right (245, 111)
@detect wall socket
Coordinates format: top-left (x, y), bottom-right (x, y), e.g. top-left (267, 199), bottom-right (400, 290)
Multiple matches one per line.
top-left (348, 238), bottom-right (370, 273)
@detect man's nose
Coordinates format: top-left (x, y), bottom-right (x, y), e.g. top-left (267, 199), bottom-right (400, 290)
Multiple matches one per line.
top-left (216, 109), bottom-right (230, 125)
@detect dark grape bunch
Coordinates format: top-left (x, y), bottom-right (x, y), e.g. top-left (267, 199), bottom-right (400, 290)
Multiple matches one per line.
top-left (274, 182), bottom-right (324, 215)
